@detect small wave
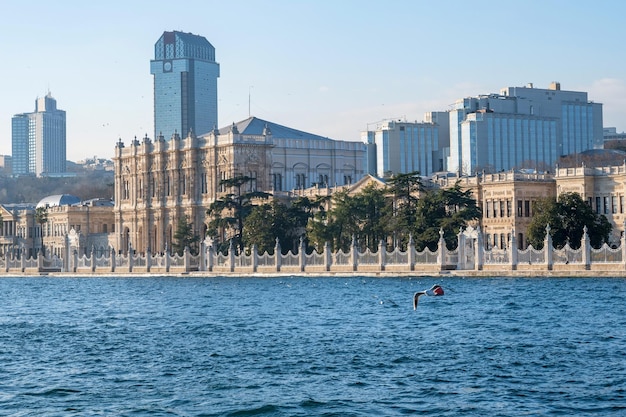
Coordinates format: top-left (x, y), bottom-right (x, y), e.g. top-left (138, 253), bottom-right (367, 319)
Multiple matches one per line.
top-left (24, 387), bottom-right (81, 397)
top-left (225, 404), bottom-right (281, 416)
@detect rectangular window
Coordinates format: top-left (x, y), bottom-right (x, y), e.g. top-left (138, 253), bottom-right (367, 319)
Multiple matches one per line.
top-left (524, 200), bottom-right (530, 217)
top-left (612, 196), bottom-right (617, 214)
top-left (621, 196), bottom-right (624, 214)
top-left (506, 200), bottom-right (511, 217)
top-left (486, 201), bottom-right (491, 218)
top-left (596, 197), bottom-right (601, 214)
top-left (500, 201), bottom-right (505, 218)
top-left (493, 200), bottom-right (497, 218)
top-left (604, 196), bottom-right (609, 214)
top-left (517, 200), bottom-right (523, 217)
top-left (103, 224), bottom-right (108, 233)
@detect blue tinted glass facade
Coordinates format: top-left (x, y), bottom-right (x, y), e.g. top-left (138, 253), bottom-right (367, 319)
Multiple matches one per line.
top-left (151, 31), bottom-right (220, 139)
top-left (11, 115), bottom-right (29, 175)
top-left (449, 85), bottom-right (602, 174)
top-left (11, 94), bottom-right (66, 176)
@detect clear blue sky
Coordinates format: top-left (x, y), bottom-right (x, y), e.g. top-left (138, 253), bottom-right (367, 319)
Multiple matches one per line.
top-left (1, 0), bottom-right (624, 161)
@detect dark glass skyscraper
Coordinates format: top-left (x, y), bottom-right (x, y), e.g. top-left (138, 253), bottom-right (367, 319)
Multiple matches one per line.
top-left (150, 31), bottom-right (220, 140)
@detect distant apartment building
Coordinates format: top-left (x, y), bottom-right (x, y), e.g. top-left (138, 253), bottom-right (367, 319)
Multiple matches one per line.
top-left (362, 111), bottom-right (449, 177)
top-left (0, 155), bottom-right (12, 174)
top-left (448, 82), bottom-right (603, 175)
top-left (150, 31), bottom-right (220, 139)
top-left (11, 93), bottom-right (67, 177)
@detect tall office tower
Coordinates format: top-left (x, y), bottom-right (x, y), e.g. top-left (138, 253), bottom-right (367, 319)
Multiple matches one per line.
top-left (448, 82), bottom-right (603, 175)
top-left (150, 31), bottom-right (220, 140)
top-left (11, 93), bottom-right (66, 177)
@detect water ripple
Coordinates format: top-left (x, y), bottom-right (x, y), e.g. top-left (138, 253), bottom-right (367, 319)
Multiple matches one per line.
top-left (0, 276), bottom-right (625, 416)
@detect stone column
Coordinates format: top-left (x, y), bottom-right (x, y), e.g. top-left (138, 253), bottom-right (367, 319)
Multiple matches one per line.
top-left (275, 238), bottom-right (281, 272)
top-left (199, 240), bottom-right (206, 272)
top-left (438, 228), bottom-right (446, 270)
top-left (544, 224), bottom-right (553, 271)
top-left (128, 243), bottom-right (134, 273)
top-left (351, 235), bottom-right (358, 272)
top-left (37, 248), bottom-right (44, 272)
top-left (475, 226), bottom-right (484, 271)
top-left (456, 229), bottom-right (465, 270)
top-left (510, 227), bottom-right (518, 270)
top-left (621, 221), bottom-right (626, 270)
top-left (184, 246), bottom-right (190, 273)
top-left (299, 237), bottom-right (306, 273)
top-left (324, 241), bottom-right (331, 272)
top-left (252, 244), bottom-right (258, 273)
top-left (146, 248), bottom-right (151, 273)
top-left (581, 225), bottom-right (590, 270)
top-left (228, 241), bottom-right (235, 273)
top-left (379, 240), bottom-right (386, 272)
top-left (207, 244), bottom-right (214, 272)
top-left (408, 234), bottom-right (415, 271)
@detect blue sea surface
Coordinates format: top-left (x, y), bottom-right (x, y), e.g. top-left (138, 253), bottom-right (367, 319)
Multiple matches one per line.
top-left (0, 276), bottom-right (625, 416)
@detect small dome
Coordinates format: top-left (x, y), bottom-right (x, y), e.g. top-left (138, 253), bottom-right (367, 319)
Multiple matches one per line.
top-left (36, 194), bottom-right (81, 208)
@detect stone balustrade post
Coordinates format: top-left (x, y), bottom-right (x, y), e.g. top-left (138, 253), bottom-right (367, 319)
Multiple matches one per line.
top-left (408, 234), bottom-right (415, 271)
top-left (275, 238), bottom-right (281, 272)
top-left (581, 225), bottom-right (590, 270)
top-left (351, 235), bottom-right (358, 272)
top-left (544, 224), bottom-right (553, 270)
top-left (20, 247), bottom-right (25, 273)
top-left (207, 244), bottom-right (214, 272)
top-left (621, 221), bottom-right (626, 270)
top-left (146, 248), bottom-right (151, 273)
top-left (324, 241), bottom-right (331, 272)
top-left (475, 227), bottom-right (484, 271)
top-left (379, 240), bottom-right (386, 271)
top-left (510, 228), bottom-right (518, 270)
top-left (91, 246), bottom-right (96, 273)
top-left (252, 244), bottom-right (258, 273)
top-left (72, 250), bottom-right (78, 273)
top-left (184, 246), bottom-right (190, 272)
top-left (110, 248), bottom-right (116, 273)
top-left (438, 228), bottom-right (446, 270)
top-left (299, 237), bottom-right (306, 272)
top-left (37, 248), bottom-right (44, 272)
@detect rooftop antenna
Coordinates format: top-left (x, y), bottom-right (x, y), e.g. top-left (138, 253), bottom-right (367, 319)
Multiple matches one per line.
top-left (248, 85), bottom-right (253, 118)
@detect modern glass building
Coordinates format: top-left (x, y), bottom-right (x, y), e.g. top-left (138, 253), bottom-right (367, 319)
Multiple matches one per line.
top-left (448, 82), bottom-right (603, 174)
top-left (11, 93), bottom-right (66, 177)
top-left (150, 31), bottom-right (220, 140)
top-left (362, 112), bottom-right (449, 178)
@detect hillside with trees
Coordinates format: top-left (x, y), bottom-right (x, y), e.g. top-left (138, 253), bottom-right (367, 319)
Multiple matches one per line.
top-left (0, 170), bottom-right (114, 204)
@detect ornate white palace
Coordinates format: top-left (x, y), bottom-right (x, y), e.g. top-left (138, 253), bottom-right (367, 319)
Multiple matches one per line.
top-left (113, 117), bottom-right (367, 255)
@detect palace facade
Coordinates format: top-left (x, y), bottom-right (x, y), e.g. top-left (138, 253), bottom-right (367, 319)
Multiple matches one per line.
top-left (113, 117), bottom-right (367, 254)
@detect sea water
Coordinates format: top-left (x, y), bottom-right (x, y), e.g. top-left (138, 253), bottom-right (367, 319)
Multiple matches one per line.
top-left (0, 276), bottom-right (624, 416)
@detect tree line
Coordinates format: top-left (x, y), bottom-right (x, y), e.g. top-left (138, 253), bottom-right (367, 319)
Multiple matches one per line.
top-left (172, 175), bottom-right (615, 256)
top-left (174, 172), bottom-right (482, 255)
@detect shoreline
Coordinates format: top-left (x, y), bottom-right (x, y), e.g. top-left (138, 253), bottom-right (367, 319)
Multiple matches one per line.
top-left (2, 270), bottom-right (626, 278)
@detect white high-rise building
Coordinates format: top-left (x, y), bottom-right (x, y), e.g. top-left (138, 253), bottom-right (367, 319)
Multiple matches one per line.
top-left (362, 112), bottom-right (449, 178)
top-left (11, 93), bottom-right (66, 177)
top-left (448, 82), bottom-right (603, 174)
